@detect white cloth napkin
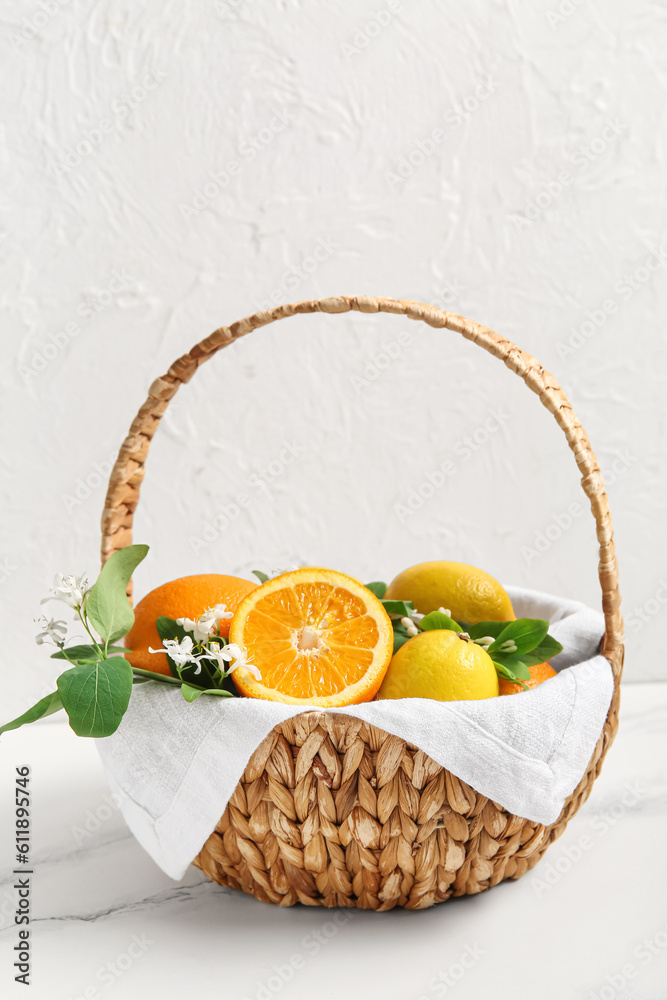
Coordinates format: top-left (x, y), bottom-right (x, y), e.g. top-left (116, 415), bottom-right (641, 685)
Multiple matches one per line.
top-left (96, 586), bottom-right (615, 880)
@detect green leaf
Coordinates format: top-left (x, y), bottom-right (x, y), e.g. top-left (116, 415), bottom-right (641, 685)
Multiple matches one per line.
top-left (493, 661), bottom-right (529, 691)
top-left (252, 570), bottom-right (269, 583)
top-left (420, 611), bottom-right (462, 632)
top-left (130, 667), bottom-right (183, 685)
top-left (155, 618), bottom-right (228, 688)
top-left (156, 616), bottom-right (189, 644)
top-left (492, 657), bottom-right (532, 681)
top-left (51, 643), bottom-right (128, 662)
top-left (0, 691), bottom-right (63, 735)
top-left (466, 621), bottom-right (508, 641)
top-left (57, 657), bottom-right (133, 738)
top-left (365, 581), bottom-right (387, 599)
top-left (392, 627), bottom-right (412, 654)
top-left (488, 619), bottom-right (549, 656)
top-left (382, 599), bottom-right (415, 617)
top-left (86, 544), bottom-right (149, 644)
top-left (181, 683), bottom-right (204, 703)
top-left (201, 688), bottom-right (235, 698)
top-left (522, 634), bottom-right (563, 665)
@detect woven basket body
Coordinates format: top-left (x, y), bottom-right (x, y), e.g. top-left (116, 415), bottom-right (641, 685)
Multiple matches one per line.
top-left (101, 296), bottom-right (623, 910)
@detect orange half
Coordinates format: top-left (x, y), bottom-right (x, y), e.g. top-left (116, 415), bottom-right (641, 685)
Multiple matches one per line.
top-left (229, 568), bottom-right (394, 706)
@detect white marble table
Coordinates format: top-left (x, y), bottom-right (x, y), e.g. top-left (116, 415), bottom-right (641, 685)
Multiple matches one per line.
top-left (1, 683), bottom-right (665, 1000)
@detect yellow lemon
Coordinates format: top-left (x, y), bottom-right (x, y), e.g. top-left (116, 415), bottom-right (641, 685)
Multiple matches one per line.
top-left (384, 560), bottom-right (515, 623)
top-left (377, 629), bottom-right (499, 702)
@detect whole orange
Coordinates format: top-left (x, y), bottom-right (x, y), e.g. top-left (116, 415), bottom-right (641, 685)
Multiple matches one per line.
top-left (124, 574), bottom-right (257, 676)
top-left (498, 661), bottom-right (556, 695)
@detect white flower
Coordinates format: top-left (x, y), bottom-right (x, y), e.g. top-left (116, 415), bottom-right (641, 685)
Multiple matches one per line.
top-left (410, 610), bottom-right (424, 624)
top-left (211, 603), bottom-right (234, 623)
top-left (34, 616), bottom-right (67, 646)
top-left (177, 604), bottom-right (234, 642)
top-left (436, 607), bottom-right (452, 617)
top-left (204, 641), bottom-right (261, 681)
top-left (400, 617), bottom-right (419, 637)
top-left (41, 573), bottom-right (89, 610)
top-left (474, 635), bottom-right (496, 649)
top-left (498, 639), bottom-right (518, 654)
top-left (149, 636), bottom-right (202, 671)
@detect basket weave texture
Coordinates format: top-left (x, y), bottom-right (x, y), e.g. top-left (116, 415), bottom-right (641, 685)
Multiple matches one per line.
top-left (101, 296), bottom-right (623, 909)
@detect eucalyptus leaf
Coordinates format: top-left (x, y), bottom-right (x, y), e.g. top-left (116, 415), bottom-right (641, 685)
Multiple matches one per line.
top-left (86, 544), bottom-right (149, 644)
top-left (181, 684), bottom-right (204, 703)
top-left (488, 618), bottom-right (549, 656)
top-left (51, 643), bottom-right (128, 662)
top-left (252, 570), bottom-right (269, 583)
top-left (57, 657), bottom-right (133, 738)
top-left (0, 690), bottom-right (63, 735)
top-left (420, 611), bottom-right (462, 632)
top-left (365, 581), bottom-right (387, 599)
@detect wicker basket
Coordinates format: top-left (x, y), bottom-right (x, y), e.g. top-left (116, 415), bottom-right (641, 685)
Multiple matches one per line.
top-left (101, 296), bottom-right (623, 910)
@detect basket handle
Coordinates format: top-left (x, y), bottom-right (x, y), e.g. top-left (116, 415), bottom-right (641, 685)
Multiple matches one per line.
top-left (100, 295), bottom-right (624, 677)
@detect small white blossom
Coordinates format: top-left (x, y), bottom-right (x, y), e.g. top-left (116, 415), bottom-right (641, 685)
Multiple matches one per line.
top-left (437, 607), bottom-right (452, 617)
top-left (149, 635), bottom-right (202, 670)
top-left (498, 639), bottom-right (518, 654)
top-left (474, 635), bottom-right (496, 649)
top-left (34, 616), bottom-right (67, 646)
top-left (211, 603), bottom-right (234, 623)
top-left (177, 604), bottom-right (234, 642)
top-left (400, 617), bottom-right (419, 637)
top-left (203, 641), bottom-right (262, 681)
top-left (41, 573), bottom-right (89, 610)
top-left (410, 610), bottom-right (424, 624)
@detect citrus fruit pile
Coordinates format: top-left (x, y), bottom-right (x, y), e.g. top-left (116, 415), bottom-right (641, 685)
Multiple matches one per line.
top-left (126, 560), bottom-right (560, 706)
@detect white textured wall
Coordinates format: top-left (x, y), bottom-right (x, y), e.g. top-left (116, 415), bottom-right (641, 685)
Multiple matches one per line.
top-left (2, 0), bottom-right (666, 715)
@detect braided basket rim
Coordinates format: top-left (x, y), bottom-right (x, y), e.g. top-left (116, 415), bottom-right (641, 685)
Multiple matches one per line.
top-left (99, 296), bottom-right (623, 909)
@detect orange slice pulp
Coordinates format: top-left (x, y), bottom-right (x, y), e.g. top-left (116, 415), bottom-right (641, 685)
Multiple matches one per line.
top-left (228, 568), bottom-right (394, 706)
